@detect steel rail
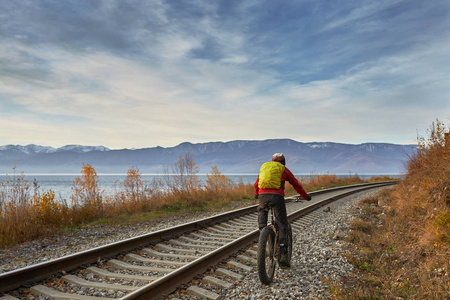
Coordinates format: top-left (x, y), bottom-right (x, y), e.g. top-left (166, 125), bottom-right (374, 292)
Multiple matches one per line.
top-left (121, 181), bottom-right (396, 300)
top-left (0, 181), bottom-right (396, 293)
top-left (0, 206), bottom-right (254, 292)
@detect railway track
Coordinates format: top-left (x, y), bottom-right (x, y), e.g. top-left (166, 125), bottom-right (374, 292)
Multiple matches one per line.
top-left (0, 182), bottom-right (396, 300)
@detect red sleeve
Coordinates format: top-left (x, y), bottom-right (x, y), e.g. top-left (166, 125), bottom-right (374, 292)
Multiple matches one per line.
top-left (254, 175), bottom-right (260, 197)
top-left (283, 168), bottom-right (308, 198)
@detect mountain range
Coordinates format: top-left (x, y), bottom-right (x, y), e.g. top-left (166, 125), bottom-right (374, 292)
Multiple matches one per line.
top-left (0, 139), bottom-right (416, 174)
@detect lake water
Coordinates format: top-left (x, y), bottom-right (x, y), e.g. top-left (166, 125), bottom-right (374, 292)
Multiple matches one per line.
top-left (0, 173), bottom-right (399, 200)
top-left (0, 174), bottom-right (259, 200)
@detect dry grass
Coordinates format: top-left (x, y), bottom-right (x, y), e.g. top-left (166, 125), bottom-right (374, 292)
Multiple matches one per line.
top-left (0, 158), bottom-right (254, 248)
top-left (329, 119), bottom-right (450, 299)
top-left (284, 173), bottom-right (393, 197)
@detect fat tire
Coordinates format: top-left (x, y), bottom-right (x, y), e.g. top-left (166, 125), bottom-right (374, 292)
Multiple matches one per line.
top-left (257, 226), bottom-right (276, 284)
top-left (287, 224), bottom-right (293, 265)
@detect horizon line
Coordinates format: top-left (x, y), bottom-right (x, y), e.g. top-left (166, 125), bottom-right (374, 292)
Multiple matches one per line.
top-left (0, 139), bottom-right (417, 151)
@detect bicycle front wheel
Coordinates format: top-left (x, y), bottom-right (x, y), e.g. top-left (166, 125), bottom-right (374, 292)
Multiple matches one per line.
top-left (257, 226), bottom-right (276, 284)
top-left (287, 224), bottom-right (293, 265)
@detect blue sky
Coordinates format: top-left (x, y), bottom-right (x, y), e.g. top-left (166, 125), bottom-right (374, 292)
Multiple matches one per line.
top-left (0, 0), bottom-right (449, 149)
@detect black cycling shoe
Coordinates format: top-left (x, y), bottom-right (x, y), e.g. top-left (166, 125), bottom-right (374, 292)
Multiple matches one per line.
top-left (279, 246), bottom-right (290, 268)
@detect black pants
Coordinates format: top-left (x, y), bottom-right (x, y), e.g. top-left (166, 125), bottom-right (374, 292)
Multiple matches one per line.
top-left (258, 193), bottom-right (289, 247)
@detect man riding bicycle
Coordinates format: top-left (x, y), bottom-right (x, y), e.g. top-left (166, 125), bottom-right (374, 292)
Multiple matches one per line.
top-left (254, 153), bottom-right (311, 266)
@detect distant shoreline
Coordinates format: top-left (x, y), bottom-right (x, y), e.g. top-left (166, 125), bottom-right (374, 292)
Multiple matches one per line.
top-left (1, 173), bottom-right (403, 176)
top-left (0, 173), bottom-right (402, 200)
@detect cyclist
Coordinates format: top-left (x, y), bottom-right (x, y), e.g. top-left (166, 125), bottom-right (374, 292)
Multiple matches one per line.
top-left (254, 153), bottom-right (311, 266)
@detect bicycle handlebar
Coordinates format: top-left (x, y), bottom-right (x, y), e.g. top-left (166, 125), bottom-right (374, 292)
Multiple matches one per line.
top-left (285, 195), bottom-right (312, 202)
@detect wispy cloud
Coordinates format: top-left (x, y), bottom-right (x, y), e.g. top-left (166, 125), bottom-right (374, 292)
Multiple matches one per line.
top-left (0, 0), bottom-right (449, 148)
top-left (318, 0), bottom-right (402, 33)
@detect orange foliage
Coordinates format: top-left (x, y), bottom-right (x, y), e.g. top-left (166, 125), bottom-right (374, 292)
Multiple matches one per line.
top-left (123, 166), bottom-right (144, 202)
top-left (110, 166), bottom-right (155, 214)
top-left (70, 164), bottom-right (104, 222)
top-left (71, 164), bottom-right (102, 205)
top-left (284, 173), bottom-right (367, 196)
top-left (32, 190), bottom-right (67, 225)
top-left (0, 170), bottom-right (68, 246)
top-left (206, 165), bottom-right (233, 193)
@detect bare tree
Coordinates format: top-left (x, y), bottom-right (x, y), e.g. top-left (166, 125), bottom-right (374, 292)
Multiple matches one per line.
top-left (165, 152), bottom-right (201, 195)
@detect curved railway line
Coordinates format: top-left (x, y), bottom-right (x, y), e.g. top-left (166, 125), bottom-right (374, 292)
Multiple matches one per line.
top-left (0, 182), bottom-right (396, 300)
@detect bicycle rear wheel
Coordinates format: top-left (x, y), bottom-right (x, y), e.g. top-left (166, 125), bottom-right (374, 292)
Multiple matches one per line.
top-left (257, 226), bottom-right (276, 284)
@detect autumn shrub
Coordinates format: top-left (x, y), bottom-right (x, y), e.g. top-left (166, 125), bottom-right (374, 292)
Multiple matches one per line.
top-left (308, 173), bottom-right (342, 188)
top-left (0, 172), bottom-right (34, 246)
top-left (202, 167), bottom-right (255, 207)
top-left (142, 178), bottom-right (165, 207)
top-left (397, 119), bottom-right (450, 246)
top-left (112, 166), bottom-right (144, 213)
top-left (108, 166), bottom-right (164, 214)
top-left (367, 175), bottom-right (396, 183)
top-left (159, 156), bottom-right (255, 211)
top-left (0, 172), bottom-right (69, 247)
top-left (70, 164), bottom-right (104, 222)
top-left (123, 166), bottom-right (144, 202)
top-left (205, 166), bottom-right (233, 195)
top-left (32, 190), bottom-right (68, 226)
top-left (284, 173), bottom-right (367, 196)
